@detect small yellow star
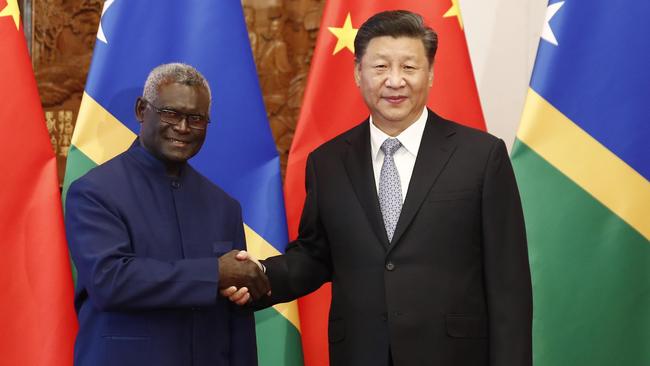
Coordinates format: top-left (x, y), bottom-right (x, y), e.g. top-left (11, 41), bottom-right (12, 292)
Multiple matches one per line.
top-left (443, 0), bottom-right (464, 30)
top-left (0, 0), bottom-right (21, 30)
top-left (328, 13), bottom-right (358, 55)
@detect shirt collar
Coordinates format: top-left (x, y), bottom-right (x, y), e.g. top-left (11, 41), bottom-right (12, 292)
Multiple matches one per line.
top-left (369, 107), bottom-right (428, 160)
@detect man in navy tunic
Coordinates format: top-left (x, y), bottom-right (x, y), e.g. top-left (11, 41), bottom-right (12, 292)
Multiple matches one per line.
top-left (65, 63), bottom-right (269, 366)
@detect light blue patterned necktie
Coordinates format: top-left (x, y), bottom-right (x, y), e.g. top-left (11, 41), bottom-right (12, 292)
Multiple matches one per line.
top-left (379, 138), bottom-right (403, 243)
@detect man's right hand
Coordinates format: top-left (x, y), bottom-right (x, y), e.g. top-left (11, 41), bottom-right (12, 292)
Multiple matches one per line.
top-left (218, 250), bottom-right (270, 301)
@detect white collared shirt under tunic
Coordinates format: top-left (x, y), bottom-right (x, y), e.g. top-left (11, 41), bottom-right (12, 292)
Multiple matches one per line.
top-left (369, 108), bottom-right (428, 203)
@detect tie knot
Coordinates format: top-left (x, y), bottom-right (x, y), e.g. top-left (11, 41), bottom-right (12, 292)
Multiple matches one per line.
top-left (381, 138), bottom-right (402, 156)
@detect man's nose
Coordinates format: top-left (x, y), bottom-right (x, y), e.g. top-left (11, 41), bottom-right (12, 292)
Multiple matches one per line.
top-left (385, 69), bottom-right (406, 88)
top-left (172, 117), bottom-right (191, 133)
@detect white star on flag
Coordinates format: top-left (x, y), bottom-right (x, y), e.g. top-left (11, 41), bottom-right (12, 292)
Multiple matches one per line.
top-left (541, 1), bottom-right (564, 46)
top-left (97, 0), bottom-right (115, 44)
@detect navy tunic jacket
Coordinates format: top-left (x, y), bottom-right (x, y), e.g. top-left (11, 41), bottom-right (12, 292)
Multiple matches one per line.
top-left (65, 142), bottom-right (257, 366)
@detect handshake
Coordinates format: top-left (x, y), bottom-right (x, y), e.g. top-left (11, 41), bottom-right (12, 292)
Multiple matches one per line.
top-left (218, 250), bottom-right (268, 305)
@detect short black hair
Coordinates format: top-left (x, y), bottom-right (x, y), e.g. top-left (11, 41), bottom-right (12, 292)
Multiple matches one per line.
top-left (354, 10), bottom-right (438, 65)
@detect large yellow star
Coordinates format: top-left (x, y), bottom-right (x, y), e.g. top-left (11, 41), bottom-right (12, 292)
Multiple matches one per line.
top-left (0, 0), bottom-right (21, 30)
top-left (328, 13), bottom-right (358, 55)
top-left (443, 0), bottom-right (464, 30)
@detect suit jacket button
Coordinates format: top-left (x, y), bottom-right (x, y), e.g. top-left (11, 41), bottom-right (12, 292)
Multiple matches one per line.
top-left (385, 262), bottom-right (395, 271)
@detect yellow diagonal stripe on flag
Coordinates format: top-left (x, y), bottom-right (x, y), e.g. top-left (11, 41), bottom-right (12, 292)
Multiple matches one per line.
top-left (518, 88), bottom-right (650, 240)
top-left (244, 224), bottom-right (301, 330)
top-left (73, 92), bottom-right (136, 165)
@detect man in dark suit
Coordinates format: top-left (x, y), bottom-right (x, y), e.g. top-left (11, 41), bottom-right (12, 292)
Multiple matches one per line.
top-left (227, 10), bottom-right (532, 366)
top-left (65, 63), bottom-right (269, 366)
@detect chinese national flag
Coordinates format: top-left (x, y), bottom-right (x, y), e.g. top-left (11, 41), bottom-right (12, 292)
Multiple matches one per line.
top-left (284, 1), bottom-right (484, 365)
top-left (0, 1), bottom-right (77, 364)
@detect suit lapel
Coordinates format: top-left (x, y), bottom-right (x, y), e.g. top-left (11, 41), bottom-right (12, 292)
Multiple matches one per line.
top-left (343, 121), bottom-right (391, 248)
top-left (389, 111), bottom-right (457, 250)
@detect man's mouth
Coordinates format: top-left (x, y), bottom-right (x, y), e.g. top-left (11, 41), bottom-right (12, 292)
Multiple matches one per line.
top-left (167, 137), bottom-right (189, 147)
top-left (383, 95), bottom-right (407, 104)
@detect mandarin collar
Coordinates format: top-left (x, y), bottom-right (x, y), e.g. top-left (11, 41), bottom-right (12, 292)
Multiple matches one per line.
top-left (126, 139), bottom-right (188, 180)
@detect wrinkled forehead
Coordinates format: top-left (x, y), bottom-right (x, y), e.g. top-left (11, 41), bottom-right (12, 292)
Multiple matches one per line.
top-left (156, 81), bottom-right (210, 104)
top-left (155, 81), bottom-right (210, 109)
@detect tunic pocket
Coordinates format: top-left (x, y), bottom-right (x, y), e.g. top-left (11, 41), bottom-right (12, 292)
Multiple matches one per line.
top-left (99, 335), bottom-right (151, 366)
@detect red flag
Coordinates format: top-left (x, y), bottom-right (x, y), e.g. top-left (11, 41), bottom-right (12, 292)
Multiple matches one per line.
top-left (0, 1), bottom-right (77, 364)
top-left (284, 2), bottom-right (485, 365)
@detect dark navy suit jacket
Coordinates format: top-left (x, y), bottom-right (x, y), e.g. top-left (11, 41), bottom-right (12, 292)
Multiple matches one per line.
top-left (65, 142), bottom-right (257, 366)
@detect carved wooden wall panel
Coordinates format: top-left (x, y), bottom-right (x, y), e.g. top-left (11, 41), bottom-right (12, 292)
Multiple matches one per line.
top-left (30, 0), bottom-right (102, 185)
top-left (30, 0), bottom-right (324, 184)
top-left (243, 0), bottom-right (324, 178)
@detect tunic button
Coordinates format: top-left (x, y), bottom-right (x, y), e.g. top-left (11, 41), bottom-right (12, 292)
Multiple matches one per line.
top-left (385, 262), bottom-right (395, 271)
top-left (171, 180), bottom-right (181, 189)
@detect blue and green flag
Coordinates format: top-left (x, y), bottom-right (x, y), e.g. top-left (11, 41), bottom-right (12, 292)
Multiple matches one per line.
top-left (62, 1), bottom-right (303, 364)
top-left (512, 1), bottom-right (649, 365)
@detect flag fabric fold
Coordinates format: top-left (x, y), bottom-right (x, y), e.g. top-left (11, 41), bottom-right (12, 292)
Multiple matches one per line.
top-left (0, 2), bottom-right (77, 364)
top-left (512, 1), bottom-right (650, 365)
top-left (62, 1), bottom-right (302, 364)
top-left (284, 2), bottom-right (485, 365)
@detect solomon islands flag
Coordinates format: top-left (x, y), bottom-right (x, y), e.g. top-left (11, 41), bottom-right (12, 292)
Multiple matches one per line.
top-left (511, 1), bottom-right (650, 365)
top-left (62, 1), bottom-right (303, 364)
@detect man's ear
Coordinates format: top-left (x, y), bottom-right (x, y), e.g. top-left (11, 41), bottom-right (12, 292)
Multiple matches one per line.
top-left (428, 67), bottom-right (434, 87)
top-left (135, 97), bottom-right (146, 123)
top-left (354, 65), bottom-right (361, 87)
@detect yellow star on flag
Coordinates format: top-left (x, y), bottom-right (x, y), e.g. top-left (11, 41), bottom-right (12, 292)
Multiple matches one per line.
top-left (0, 0), bottom-right (21, 30)
top-left (328, 13), bottom-right (358, 55)
top-left (443, 0), bottom-right (464, 30)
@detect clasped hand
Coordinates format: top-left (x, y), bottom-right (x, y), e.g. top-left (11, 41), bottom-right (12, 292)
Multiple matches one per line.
top-left (218, 250), bottom-right (269, 304)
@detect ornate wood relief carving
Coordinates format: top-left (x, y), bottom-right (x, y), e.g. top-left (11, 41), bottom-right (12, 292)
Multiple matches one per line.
top-left (243, 0), bottom-right (324, 178)
top-left (31, 0), bottom-right (102, 185)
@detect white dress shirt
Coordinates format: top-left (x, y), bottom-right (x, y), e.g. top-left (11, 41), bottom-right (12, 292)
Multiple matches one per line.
top-left (369, 108), bottom-right (428, 203)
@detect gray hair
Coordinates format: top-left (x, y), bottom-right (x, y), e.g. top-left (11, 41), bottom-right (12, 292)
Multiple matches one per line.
top-left (354, 10), bottom-right (438, 65)
top-left (142, 63), bottom-right (212, 107)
